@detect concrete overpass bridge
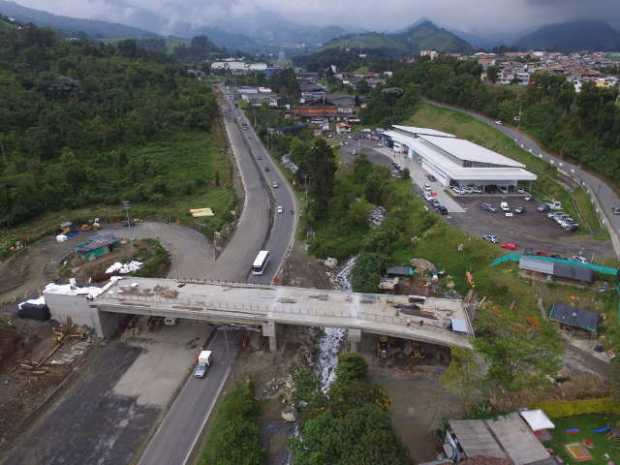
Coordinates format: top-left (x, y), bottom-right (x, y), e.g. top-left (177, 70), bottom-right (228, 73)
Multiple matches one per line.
top-left (47, 277), bottom-right (474, 350)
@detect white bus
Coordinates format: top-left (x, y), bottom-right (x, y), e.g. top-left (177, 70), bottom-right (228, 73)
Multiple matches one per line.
top-left (251, 250), bottom-right (270, 275)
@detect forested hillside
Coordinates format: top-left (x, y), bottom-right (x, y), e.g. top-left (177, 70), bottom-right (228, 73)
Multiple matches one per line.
top-left (0, 25), bottom-right (220, 227)
top-left (363, 57), bottom-right (620, 184)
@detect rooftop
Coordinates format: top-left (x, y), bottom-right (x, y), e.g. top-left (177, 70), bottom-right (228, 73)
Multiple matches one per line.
top-left (420, 135), bottom-right (526, 169)
top-left (392, 125), bottom-right (455, 139)
top-left (385, 132), bottom-right (537, 182)
top-left (549, 303), bottom-right (600, 333)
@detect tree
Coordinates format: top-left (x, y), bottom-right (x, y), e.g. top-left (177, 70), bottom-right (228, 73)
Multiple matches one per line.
top-left (351, 252), bottom-right (385, 292)
top-left (486, 65), bottom-right (499, 84)
top-left (440, 347), bottom-right (482, 409)
top-left (348, 198), bottom-right (373, 226)
top-left (304, 139), bottom-right (337, 221)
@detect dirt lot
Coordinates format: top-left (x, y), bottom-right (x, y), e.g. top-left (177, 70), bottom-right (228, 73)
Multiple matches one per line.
top-left (448, 196), bottom-right (614, 259)
top-left (280, 241), bottom-right (332, 290)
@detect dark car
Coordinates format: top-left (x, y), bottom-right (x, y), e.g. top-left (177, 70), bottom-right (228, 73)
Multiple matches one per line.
top-left (537, 204), bottom-right (550, 213)
top-left (427, 174), bottom-right (437, 182)
top-left (437, 206), bottom-right (448, 215)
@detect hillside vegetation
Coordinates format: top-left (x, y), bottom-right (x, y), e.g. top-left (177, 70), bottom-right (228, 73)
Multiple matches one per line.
top-left (0, 24), bottom-right (224, 229)
top-left (362, 57), bottom-right (620, 186)
top-left (321, 21), bottom-right (472, 57)
top-left (515, 20), bottom-right (620, 52)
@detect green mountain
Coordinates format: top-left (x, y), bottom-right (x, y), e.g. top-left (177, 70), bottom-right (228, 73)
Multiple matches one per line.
top-left (321, 20), bottom-right (473, 56)
top-left (515, 20), bottom-right (620, 52)
top-left (0, 0), bottom-right (156, 39)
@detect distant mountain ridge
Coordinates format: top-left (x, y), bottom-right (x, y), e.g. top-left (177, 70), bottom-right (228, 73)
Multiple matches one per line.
top-left (515, 20), bottom-right (620, 52)
top-left (321, 20), bottom-right (473, 56)
top-left (0, 0), bottom-right (156, 38)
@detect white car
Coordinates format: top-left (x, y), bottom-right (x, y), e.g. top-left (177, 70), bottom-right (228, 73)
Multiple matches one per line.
top-left (424, 183), bottom-right (431, 191)
top-left (500, 201), bottom-right (510, 212)
top-left (272, 181), bottom-right (279, 188)
top-left (505, 212), bottom-right (514, 217)
top-left (495, 120), bottom-right (504, 126)
top-left (424, 191), bottom-right (433, 201)
top-left (277, 206), bottom-right (283, 214)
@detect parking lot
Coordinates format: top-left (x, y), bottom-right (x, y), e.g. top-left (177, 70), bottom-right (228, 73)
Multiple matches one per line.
top-left (448, 196), bottom-right (614, 259)
top-left (339, 137), bottom-right (613, 259)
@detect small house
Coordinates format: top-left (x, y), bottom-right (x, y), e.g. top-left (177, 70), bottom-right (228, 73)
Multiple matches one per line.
top-left (75, 234), bottom-right (120, 262)
top-left (445, 413), bottom-right (553, 465)
top-left (386, 266), bottom-right (416, 278)
top-left (548, 303), bottom-right (600, 338)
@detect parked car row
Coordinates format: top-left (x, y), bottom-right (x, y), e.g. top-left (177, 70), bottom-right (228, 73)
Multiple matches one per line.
top-left (451, 185), bottom-right (483, 195)
top-left (428, 198), bottom-right (448, 215)
top-left (544, 210), bottom-right (579, 232)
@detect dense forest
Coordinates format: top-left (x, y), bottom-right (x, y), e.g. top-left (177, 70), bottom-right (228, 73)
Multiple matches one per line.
top-left (362, 56), bottom-right (620, 184)
top-left (0, 25), bottom-right (219, 227)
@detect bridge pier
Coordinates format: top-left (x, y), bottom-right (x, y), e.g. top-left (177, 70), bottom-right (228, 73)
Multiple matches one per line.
top-left (262, 321), bottom-right (278, 352)
top-left (348, 329), bottom-right (362, 352)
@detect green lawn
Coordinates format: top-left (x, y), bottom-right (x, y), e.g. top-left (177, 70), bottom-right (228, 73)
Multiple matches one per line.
top-left (544, 414), bottom-right (620, 463)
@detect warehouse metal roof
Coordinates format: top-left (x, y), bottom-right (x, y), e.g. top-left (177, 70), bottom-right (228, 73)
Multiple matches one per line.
top-left (397, 135), bottom-right (537, 182)
top-left (420, 135), bottom-right (526, 168)
top-left (392, 125), bottom-right (456, 139)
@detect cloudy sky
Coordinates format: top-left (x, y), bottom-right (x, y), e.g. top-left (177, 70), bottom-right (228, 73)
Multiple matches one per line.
top-left (14, 0), bottom-right (620, 33)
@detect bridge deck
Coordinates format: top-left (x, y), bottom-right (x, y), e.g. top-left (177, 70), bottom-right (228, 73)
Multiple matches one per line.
top-left (95, 277), bottom-right (472, 348)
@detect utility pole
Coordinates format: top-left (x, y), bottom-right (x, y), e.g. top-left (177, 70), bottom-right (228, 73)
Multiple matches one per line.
top-left (122, 200), bottom-right (132, 240)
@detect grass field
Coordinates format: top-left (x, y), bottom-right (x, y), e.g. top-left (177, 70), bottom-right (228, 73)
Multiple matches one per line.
top-left (544, 414), bottom-right (620, 463)
top-left (408, 103), bottom-right (605, 238)
top-left (0, 128), bottom-right (235, 256)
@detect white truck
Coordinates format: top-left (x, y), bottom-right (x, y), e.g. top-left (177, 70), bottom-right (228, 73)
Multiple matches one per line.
top-left (194, 350), bottom-right (212, 378)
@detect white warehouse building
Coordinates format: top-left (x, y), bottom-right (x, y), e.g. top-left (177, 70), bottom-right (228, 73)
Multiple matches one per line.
top-left (384, 125), bottom-right (537, 189)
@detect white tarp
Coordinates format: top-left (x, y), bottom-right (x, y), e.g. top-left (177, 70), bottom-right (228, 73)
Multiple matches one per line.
top-left (520, 409), bottom-right (555, 431)
top-left (56, 234), bottom-right (68, 243)
top-left (18, 296), bottom-right (46, 309)
top-left (106, 261), bottom-right (143, 275)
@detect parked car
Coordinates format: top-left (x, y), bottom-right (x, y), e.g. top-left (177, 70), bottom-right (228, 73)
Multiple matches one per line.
top-left (500, 242), bottom-right (519, 250)
top-left (500, 201), bottom-right (510, 212)
top-left (480, 202), bottom-right (496, 213)
top-left (537, 204), bottom-right (550, 213)
top-left (572, 255), bottom-right (588, 263)
top-left (437, 205), bottom-right (448, 215)
top-left (427, 174), bottom-right (437, 182)
top-left (495, 120), bottom-right (504, 126)
top-left (505, 212), bottom-right (514, 217)
top-left (514, 207), bottom-right (525, 214)
top-left (483, 233), bottom-right (498, 244)
top-left (272, 181), bottom-right (279, 188)
top-left (613, 207), bottom-right (620, 215)
top-left (277, 206), bottom-right (283, 214)
top-left (524, 195), bottom-right (532, 201)
top-left (423, 183), bottom-right (431, 191)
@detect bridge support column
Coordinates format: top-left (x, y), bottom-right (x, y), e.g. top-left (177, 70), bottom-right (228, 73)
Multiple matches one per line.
top-left (348, 329), bottom-right (362, 352)
top-left (262, 321), bottom-right (278, 352)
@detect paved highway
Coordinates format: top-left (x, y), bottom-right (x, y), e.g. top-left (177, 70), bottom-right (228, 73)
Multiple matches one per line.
top-left (428, 100), bottom-right (620, 257)
top-left (225, 92), bottom-right (298, 285)
top-left (135, 87), bottom-right (297, 465)
top-left (136, 330), bottom-right (239, 465)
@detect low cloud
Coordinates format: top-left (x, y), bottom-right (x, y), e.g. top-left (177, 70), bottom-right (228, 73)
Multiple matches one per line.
top-left (15, 0), bottom-right (620, 33)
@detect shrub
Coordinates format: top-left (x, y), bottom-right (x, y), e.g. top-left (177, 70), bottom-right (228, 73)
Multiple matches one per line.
top-left (198, 382), bottom-right (264, 465)
top-left (532, 398), bottom-right (620, 418)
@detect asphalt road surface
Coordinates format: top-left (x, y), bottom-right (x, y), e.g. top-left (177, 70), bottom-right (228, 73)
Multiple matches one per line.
top-left (137, 329), bottom-right (239, 465)
top-left (428, 100), bottom-right (620, 257)
top-left (134, 88), bottom-right (297, 465)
